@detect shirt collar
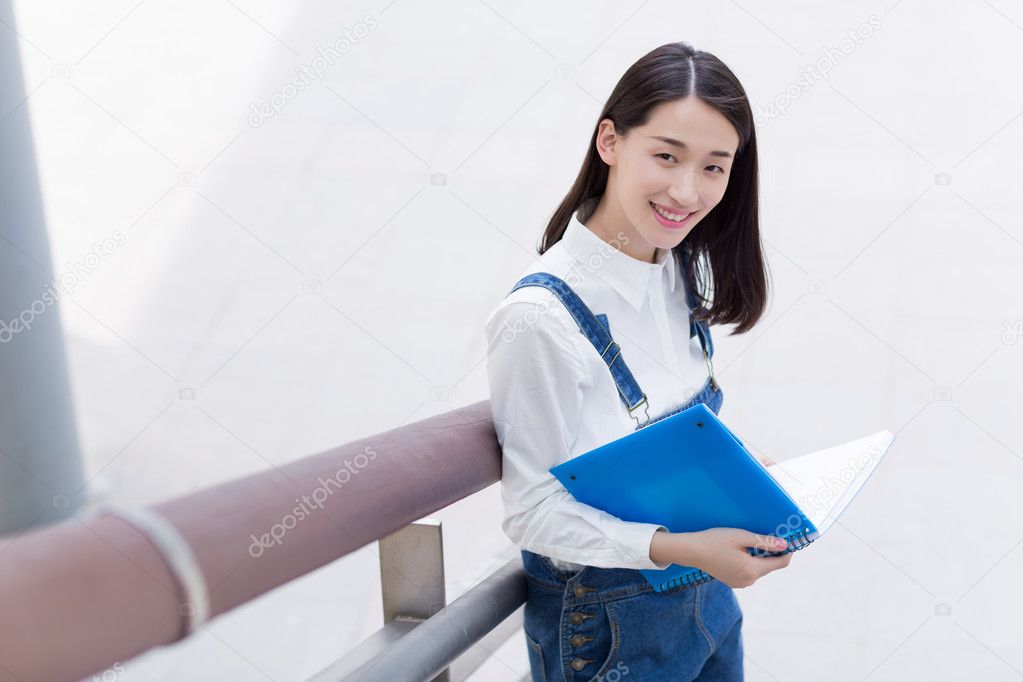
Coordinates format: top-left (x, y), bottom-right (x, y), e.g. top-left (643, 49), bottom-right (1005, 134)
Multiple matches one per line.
top-left (560, 198), bottom-right (678, 312)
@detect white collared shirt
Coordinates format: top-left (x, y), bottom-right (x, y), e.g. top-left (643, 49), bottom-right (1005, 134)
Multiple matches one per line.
top-left (484, 199), bottom-right (713, 572)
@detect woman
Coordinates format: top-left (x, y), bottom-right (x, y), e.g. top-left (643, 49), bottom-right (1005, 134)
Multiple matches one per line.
top-left (485, 41), bottom-right (793, 681)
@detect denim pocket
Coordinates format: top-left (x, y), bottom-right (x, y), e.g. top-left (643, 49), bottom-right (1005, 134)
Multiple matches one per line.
top-left (524, 630), bottom-right (547, 682)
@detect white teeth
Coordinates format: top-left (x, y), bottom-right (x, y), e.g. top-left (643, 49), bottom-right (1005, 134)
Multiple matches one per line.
top-left (651, 202), bottom-right (690, 222)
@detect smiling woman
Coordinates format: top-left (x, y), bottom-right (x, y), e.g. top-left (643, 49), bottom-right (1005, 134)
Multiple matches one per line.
top-left (590, 97), bottom-right (740, 256)
top-left (486, 40), bottom-right (780, 682)
top-left (540, 42), bottom-right (767, 336)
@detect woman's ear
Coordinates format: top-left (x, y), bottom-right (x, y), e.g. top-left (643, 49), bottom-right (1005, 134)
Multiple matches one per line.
top-left (595, 118), bottom-right (619, 167)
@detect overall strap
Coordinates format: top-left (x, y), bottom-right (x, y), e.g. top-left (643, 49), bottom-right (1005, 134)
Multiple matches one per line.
top-left (509, 272), bottom-right (651, 427)
top-left (679, 249), bottom-right (718, 390)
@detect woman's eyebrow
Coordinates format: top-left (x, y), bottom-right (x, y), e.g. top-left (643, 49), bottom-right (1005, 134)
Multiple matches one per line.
top-left (648, 135), bottom-right (733, 159)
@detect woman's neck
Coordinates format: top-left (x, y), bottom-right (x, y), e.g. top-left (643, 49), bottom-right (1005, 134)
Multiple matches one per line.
top-left (584, 195), bottom-right (658, 264)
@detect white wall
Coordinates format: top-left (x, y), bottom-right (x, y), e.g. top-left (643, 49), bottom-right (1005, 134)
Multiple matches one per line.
top-left (6, 0), bottom-right (1023, 679)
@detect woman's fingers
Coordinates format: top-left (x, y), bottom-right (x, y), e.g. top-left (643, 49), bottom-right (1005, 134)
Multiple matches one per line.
top-left (742, 530), bottom-right (788, 553)
top-left (753, 551), bottom-right (793, 574)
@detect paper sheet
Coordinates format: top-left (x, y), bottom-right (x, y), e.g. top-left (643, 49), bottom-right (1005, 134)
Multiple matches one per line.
top-left (765, 430), bottom-right (896, 536)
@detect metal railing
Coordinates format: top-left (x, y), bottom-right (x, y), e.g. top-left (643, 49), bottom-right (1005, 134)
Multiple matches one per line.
top-left (310, 521), bottom-right (527, 682)
top-left (1, 7), bottom-right (527, 679)
top-left (0, 400), bottom-right (529, 682)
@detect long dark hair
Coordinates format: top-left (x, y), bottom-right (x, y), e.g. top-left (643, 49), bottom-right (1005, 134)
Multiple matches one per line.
top-left (540, 42), bottom-right (768, 335)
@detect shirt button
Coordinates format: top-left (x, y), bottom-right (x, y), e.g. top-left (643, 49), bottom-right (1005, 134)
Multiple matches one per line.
top-left (571, 657), bottom-right (593, 672)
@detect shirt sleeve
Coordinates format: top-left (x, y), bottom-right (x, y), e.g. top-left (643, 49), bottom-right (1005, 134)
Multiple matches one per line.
top-left (485, 300), bottom-right (671, 571)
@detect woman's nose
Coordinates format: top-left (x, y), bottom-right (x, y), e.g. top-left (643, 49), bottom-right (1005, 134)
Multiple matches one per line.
top-left (668, 176), bottom-right (699, 205)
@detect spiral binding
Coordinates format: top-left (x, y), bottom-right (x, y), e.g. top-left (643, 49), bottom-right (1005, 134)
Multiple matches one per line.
top-left (656, 528), bottom-right (817, 593)
top-left (658, 568), bottom-right (716, 594)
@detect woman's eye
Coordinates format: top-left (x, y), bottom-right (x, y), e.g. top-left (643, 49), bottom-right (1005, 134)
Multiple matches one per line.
top-left (656, 153), bottom-right (676, 163)
top-left (707, 165), bottom-right (725, 174)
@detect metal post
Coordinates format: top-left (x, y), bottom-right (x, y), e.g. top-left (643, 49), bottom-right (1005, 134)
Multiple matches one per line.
top-left (335, 557), bottom-right (528, 682)
top-left (0, 2), bottom-right (86, 534)
top-left (309, 518), bottom-right (527, 682)
top-left (379, 520), bottom-right (449, 682)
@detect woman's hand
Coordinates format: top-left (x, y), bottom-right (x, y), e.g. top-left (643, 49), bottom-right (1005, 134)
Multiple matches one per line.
top-left (650, 528), bottom-right (793, 589)
top-left (755, 453), bottom-right (775, 467)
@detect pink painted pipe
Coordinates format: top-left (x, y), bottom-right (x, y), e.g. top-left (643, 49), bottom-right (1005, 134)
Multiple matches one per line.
top-left (0, 400), bottom-right (500, 682)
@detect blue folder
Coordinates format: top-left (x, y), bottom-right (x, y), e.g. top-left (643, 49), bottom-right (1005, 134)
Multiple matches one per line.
top-left (549, 402), bottom-right (819, 593)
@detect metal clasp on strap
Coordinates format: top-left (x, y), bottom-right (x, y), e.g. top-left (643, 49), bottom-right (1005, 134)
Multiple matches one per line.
top-left (704, 349), bottom-right (718, 391)
top-left (627, 394), bottom-right (650, 427)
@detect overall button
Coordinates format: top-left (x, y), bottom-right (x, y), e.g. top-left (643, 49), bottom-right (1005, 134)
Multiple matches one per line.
top-left (569, 611), bottom-right (593, 625)
top-left (570, 657), bottom-right (593, 672)
top-left (573, 584), bottom-right (594, 598)
top-left (569, 634), bottom-right (593, 647)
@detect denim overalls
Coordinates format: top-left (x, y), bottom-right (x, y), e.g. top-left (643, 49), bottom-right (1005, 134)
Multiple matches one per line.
top-left (507, 250), bottom-right (743, 681)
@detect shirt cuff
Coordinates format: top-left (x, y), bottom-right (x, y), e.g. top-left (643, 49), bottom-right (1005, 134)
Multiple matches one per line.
top-left (610, 521), bottom-right (672, 571)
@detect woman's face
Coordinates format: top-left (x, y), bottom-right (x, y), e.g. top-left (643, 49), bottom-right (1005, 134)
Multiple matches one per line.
top-left (594, 96), bottom-right (740, 262)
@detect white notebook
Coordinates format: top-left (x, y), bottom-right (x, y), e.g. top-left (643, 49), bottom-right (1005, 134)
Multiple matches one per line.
top-left (765, 429), bottom-right (896, 538)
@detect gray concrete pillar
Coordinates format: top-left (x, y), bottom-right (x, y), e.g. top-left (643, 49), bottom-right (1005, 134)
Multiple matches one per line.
top-left (0, 2), bottom-right (86, 534)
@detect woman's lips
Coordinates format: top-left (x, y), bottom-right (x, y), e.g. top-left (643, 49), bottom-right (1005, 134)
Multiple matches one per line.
top-left (649, 201), bottom-right (695, 229)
